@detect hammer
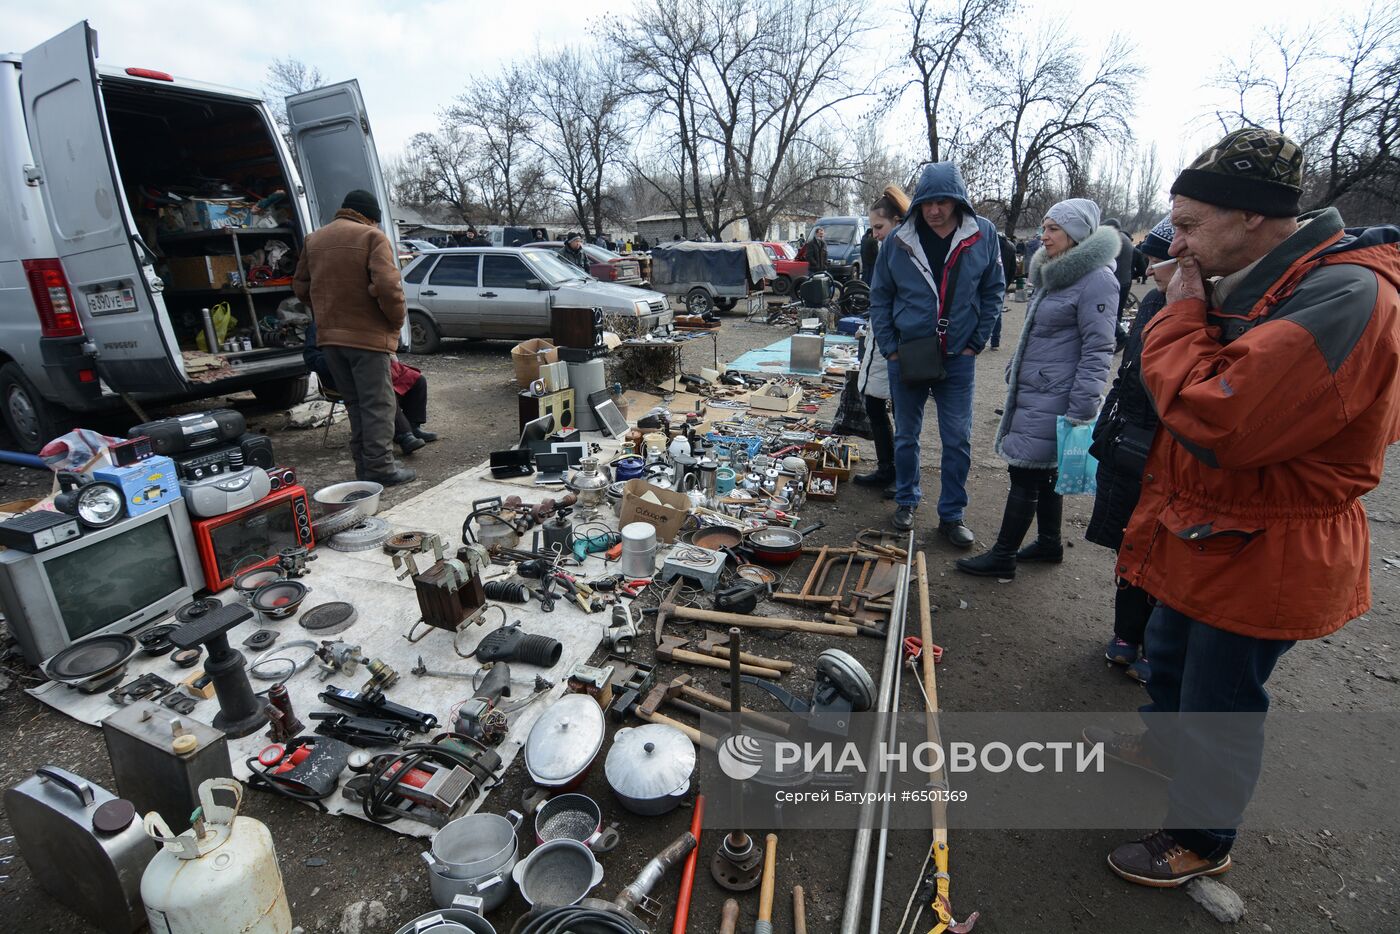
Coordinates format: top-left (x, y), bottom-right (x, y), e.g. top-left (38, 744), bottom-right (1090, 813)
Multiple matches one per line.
top-left (698, 630), bottom-right (793, 672)
top-left (662, 674), bottom-right (789, 736)
top-left (658, 635), bottom-right (783, 680)
top-left (658, 590), bottom-right (862, 638)
top-left (633, 680), bottom-right (720, 750)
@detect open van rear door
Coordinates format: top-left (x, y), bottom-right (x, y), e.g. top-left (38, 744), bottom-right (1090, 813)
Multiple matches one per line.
top-left (285, 80), bottom-right (396, 239)
top-left (20, 22), bottom-right (186, 393)
top-left (285, 79), bottom-right (405, 346)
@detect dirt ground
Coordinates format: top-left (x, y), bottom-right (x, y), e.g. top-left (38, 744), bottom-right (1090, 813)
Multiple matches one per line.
top-left (1, 289), bottom-right (1396, 933)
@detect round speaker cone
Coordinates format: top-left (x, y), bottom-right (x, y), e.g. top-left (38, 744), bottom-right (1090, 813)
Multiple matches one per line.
top-left (299, 601), bottom-right (357, 634)
top-left (234, 567), bottom-right (286, 596)
top-left (175, 598), bottom-right (223, 625)
top-left (138, 623), bottom-right (179, 656)
top-left (251, 580), bottom-right (309, 619)
top-left (45, 634), bottom-right (138, 683)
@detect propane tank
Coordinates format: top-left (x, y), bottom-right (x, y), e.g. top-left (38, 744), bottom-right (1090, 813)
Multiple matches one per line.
top-left (140, 778), bottom-right (292, 934)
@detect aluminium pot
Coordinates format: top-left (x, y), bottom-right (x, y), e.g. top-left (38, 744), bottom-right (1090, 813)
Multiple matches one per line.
top-left (422, 851), bottom-right (514, 914)
top-left (511, 838), bottom-right (605, 908)
top-left (394, 899), bottom-right (496, 934)
top-left (604, 723), bottom-right (695, 816)
top-left (427, 810), bottom-right (522, 881)
top-left (524, 694), bottom-right (606, 790)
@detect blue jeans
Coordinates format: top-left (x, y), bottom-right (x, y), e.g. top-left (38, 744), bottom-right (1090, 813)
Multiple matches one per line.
top-left (1142, 604), bottom-right (1294, 858)
top-left (886, 352), bottom-right (975, 520)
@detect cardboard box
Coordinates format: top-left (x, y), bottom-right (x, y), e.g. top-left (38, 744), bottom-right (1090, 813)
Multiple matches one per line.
top-left (618, 479), bottom-right (691, 543)
top-left (0, 498), bottom-right (43, 516)
top-left (186, 199), bottom-right (254, 231)
top-left (807, 469), bottom-right (839, 501)
top-left (511, 338), bottom-right (559, 389)
top-left (748, 380), bottom-right (801, 413)
top-left (166, 255), bottom-right (242, 291)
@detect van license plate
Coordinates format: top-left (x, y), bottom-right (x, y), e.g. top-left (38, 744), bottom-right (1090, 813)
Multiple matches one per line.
top-left (88, 287), bottom-right (137, 315)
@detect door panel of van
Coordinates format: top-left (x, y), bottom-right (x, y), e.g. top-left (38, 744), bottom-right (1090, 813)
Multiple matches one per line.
top-left (285, 80), bottom-right (405, 348)
top-left (479, 254), bottom-right (549, 338)
top-left (421, 254), bottom-right (482, 338)
top-left (21, 22), bottom-right (186, 394)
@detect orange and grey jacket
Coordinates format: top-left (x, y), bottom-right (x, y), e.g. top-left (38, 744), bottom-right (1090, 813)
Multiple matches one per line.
top-left (1117, 208), bottom-right (1400, 640)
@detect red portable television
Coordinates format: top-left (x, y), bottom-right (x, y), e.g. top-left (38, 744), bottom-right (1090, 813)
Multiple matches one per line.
top-left (191, 485), bottom-right (314, 592)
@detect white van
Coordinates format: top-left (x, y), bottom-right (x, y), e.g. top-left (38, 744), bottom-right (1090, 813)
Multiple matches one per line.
top-left (0, 21), bottom-right (396, 451)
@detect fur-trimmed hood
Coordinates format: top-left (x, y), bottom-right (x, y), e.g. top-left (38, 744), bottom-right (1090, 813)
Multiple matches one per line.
top-left (1028, 226), bottom-right (1121, 292)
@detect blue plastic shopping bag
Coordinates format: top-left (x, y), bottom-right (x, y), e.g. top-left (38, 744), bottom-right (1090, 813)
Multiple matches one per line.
top-left (1055, 415), bottom-right (1099, 495)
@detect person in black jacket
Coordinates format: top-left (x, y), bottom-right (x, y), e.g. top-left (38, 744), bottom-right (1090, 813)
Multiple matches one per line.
top-left (859, 228), bottom-right (878, 285)
top-left (561, 233), bottom-right (590, 271)
top-left (993, 233), bottom-right (1017, 349)
top-left (1085, 215), bottom-right (1175, 683)
top-left (806, 227), bottom-right (828, 273)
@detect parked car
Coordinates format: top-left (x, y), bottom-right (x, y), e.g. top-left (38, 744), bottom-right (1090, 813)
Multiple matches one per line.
top-left (400, 247), bottom-right (673, 352)
top-left (800, 216), bottom-right (867, 280)
top-left (760, 241), bottom-right (808, 296)
top-left (1, 21), bottom-right (397, 451)
top-left (524, 242), bottom-right (646, 288)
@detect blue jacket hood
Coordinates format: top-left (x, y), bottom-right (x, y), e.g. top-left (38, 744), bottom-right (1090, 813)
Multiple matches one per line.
top-left (910, 162), bottom-right (973, 215)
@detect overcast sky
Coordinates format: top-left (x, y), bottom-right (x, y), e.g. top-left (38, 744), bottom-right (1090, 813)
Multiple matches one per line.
top-left (8, 0), bottom-right (1339, 209)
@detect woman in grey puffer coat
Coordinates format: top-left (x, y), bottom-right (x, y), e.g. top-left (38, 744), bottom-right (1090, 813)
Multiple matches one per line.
top-left (957, 198), bottom-right (1119, 578)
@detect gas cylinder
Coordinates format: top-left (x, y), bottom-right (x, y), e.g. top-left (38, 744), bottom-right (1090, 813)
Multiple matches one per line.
top-left (140, 777), bottom-right (292, 934)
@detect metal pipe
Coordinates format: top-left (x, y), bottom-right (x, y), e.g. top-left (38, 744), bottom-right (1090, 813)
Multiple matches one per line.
top-left (616, 831), bottom-right (698, 916)
top-left (839, 532), bottom-right (913, 933)
top-left (869, 565), bottom-right (909, 933)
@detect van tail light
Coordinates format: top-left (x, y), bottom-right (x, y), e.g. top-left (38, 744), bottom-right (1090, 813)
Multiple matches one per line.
top-left (596, 264), bottom-right (618, 281)
top-left (125, 67), bottom-right (174, 82)
top-left (22, 259), bottom-right (84, 338)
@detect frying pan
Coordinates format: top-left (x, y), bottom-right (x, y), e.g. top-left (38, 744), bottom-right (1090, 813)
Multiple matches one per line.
top-left (742, 522), bottom-right (824, 565)
top-left (688, 525), bottom-right (747, 564)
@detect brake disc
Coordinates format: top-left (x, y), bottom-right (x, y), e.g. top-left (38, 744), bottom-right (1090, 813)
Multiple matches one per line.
top-left (328, 517), bottom-right (392, 552)
top-left (313, 507), bottom-right (368, 540)
top-left (383, 531), bottom-right (429, 555)
top-left (299, 601), bottom-right (358, 635)
top-left (816, 648), bottom-right (877, 712)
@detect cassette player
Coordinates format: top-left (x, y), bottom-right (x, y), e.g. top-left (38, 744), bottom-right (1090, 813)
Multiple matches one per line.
top-left (172, 433), bottom-right (276, 481)
top-left (180, 466), bottom-right (272, 518)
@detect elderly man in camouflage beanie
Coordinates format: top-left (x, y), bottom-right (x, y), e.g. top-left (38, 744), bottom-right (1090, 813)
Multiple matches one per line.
top-left (1091, 127), bottom-right (1400, 888)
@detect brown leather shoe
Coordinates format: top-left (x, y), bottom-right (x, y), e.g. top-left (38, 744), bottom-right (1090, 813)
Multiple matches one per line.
top-left (1082, 727), bottom-right (1170, 780)
top-left (1108, 831), bottom-right (1231, 887)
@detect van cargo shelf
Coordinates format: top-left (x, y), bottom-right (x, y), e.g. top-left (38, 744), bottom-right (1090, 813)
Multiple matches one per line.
top-left (157, 226), bottom-right (294, 243)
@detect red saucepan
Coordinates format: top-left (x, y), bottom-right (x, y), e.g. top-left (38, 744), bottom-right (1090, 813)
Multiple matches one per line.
top-left (742, 522), bottom-right (824, 566)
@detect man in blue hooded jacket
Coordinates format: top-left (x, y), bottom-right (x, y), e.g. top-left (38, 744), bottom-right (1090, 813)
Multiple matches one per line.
top-left (868, 162), bottom-right (1005, 543)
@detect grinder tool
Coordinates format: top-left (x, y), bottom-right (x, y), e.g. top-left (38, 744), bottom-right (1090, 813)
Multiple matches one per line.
top-left (740, 648), bottom-right (875, 736)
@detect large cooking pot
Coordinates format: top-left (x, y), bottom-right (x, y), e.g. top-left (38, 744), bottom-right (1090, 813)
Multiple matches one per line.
top-left (393, 898), bottom-right (497, 934)
top-left (511, 838), bottom-right (604, 908)
top-left (741, 522), bottom-right (824, 565)
top-left (525, 695), bottom-right (606, 790)
top-left (604, 723), bottom-right (695, 816)
top-left (426, 810), bottom-right (522, 881)
top-left (422, 852), bottom-right (514, 914)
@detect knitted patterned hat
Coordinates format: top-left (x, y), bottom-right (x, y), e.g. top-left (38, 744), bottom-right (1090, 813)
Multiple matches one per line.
top-left (1140, 215), bottom-right (1175, 260)
top-left (1170, 128), bottom-right (1304, 217)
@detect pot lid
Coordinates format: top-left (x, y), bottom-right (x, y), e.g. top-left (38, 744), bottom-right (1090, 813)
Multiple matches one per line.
top-left (525, 694), bottom-right (606, 786)
top-left (605, 724), bottom-right (695, 800)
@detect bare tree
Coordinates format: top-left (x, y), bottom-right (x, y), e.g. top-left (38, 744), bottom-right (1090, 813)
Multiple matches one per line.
top-left (981, 26), bottom-right (1140, 234)
top-left (264, 57), bottom-right (324, 148)
top-left (394, 128), bottom-right (476, 221)
top-left (448, 65), bottom-right (551, 225)
top-left (904, 0), bottom-right (1014, 163)
top-left (531, 46), bottom-right (632, 237)
top-left (1216, 3), bottom-right (1400, 218)
top-left (1132, 144), bottom-right (1164, 230)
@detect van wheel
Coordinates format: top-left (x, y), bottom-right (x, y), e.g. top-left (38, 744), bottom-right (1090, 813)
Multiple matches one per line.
top-left (251, 375), bottom-right (311, 409)
top-left (409, 311), bottom-right (441, 354)
top-left (685, 288), bottom-right (714, 315)
top-left (772, 275), bottom-right (793, 296)
top-left (0, 362), bottom-right (73, 453)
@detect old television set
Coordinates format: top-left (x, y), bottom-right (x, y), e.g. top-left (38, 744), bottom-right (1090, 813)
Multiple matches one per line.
top-left (191, 484), bottom-right (314, 592)
top-left (0, 499), bottom-right (204, 665)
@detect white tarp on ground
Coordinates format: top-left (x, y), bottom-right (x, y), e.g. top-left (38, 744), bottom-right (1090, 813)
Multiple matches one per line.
top-left (28, 456), bottom-right (627, 838)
